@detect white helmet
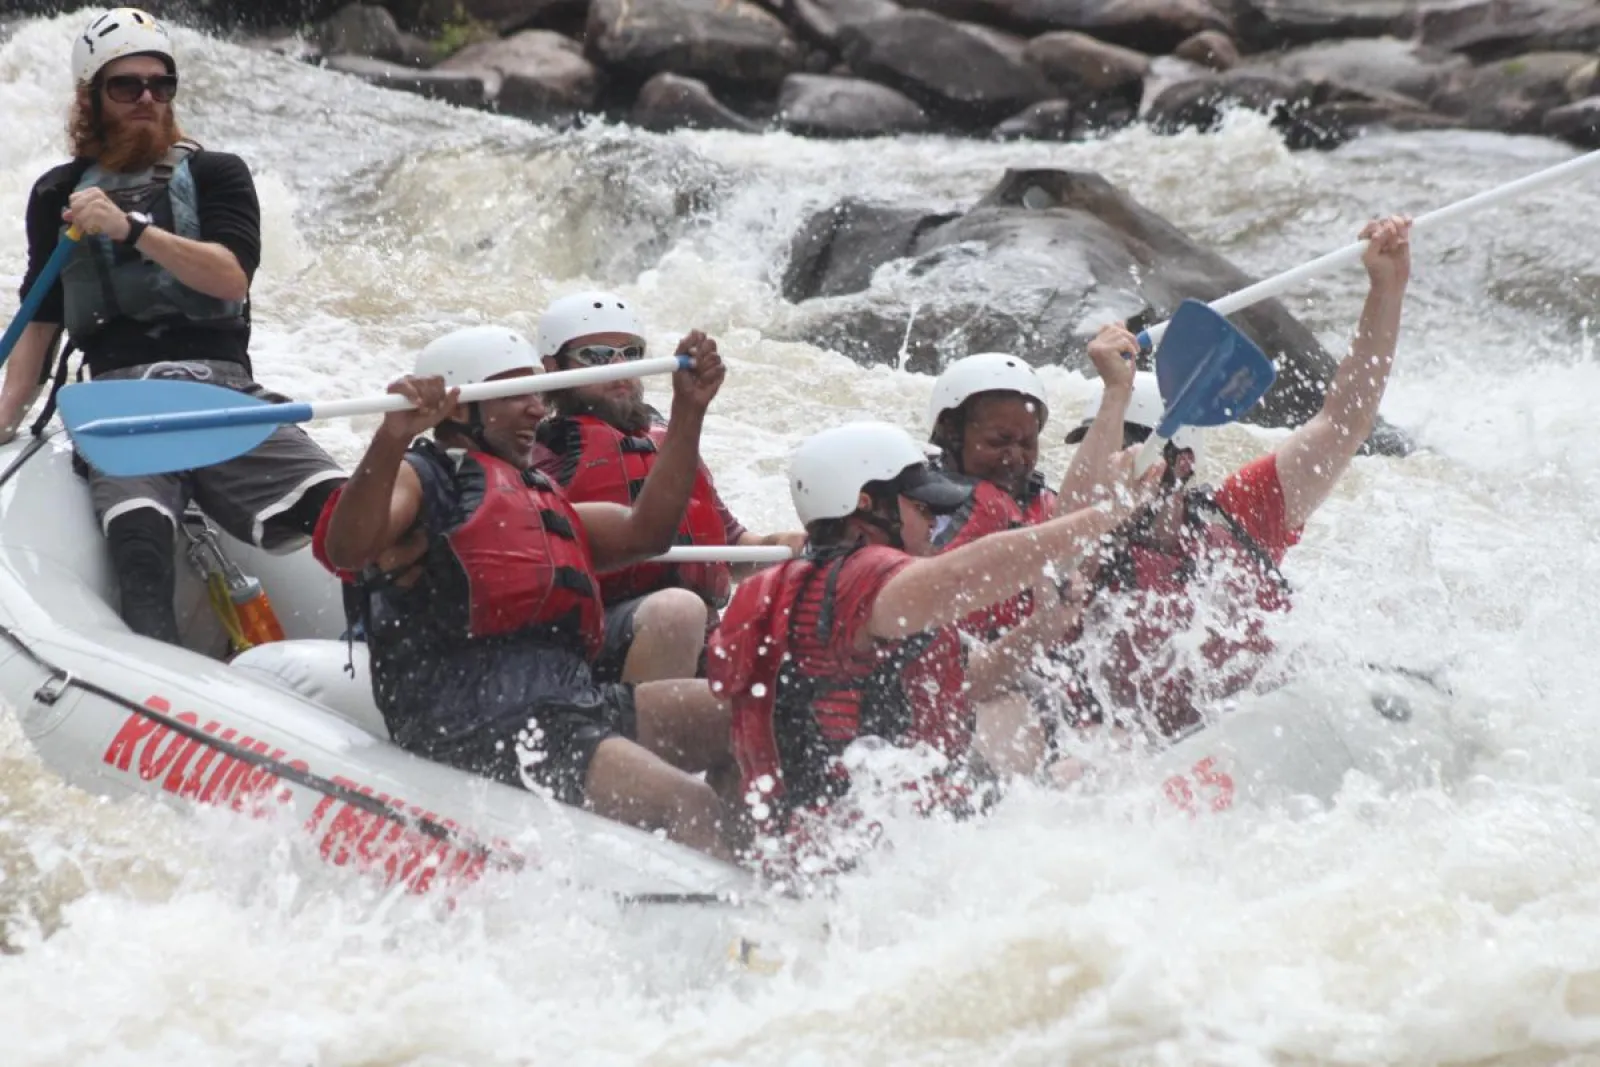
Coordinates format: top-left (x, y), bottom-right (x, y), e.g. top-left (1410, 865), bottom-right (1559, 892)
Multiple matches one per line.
top-left (790, 421), bottom-right (972, 526)
top-left (536, 291), bottom-right (645, 359)
top-left (928, 352), bottom-right (1049, 430)
top-left (414, 325), bottom-right (539, 387)
top-left (73, 8), bottom-right (175, 87)
top-left (1064, 372), bottom-right (1205, 464)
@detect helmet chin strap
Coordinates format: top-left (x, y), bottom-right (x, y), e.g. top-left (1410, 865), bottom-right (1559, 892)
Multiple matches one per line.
top-left (439, 403), bottom-right (494, 454)
top-left (854, 494), bottom-right (905, 550)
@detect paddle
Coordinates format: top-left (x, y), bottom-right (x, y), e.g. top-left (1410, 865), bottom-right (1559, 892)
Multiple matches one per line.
top-left (1137, 147), bottom-right (1600, 351)
top-left (1133, 299), bottom-right (1276, 474)
top-left (651, 545), bottom-right (794, 564)
top-left (1124, 146), bottom-right (1600, 472)
top-left (0, 226), bottom-right (81, 369)
top-left (58, 354), bottom-right (691, 478)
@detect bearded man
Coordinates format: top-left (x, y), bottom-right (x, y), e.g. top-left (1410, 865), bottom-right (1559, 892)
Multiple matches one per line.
top-left (0, 9), bottom-right (346, 646)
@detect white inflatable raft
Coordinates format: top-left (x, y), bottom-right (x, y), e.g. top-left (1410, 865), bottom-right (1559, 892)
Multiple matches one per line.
top-left (0, 431), bottom-right (754, 906)
top-left (0, 428), bottom-right (1473, 912)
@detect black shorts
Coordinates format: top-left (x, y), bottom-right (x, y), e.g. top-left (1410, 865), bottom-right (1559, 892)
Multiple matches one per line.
top-left (416, 683), bottom-right (639, 807)
top-left (592, 594), bottom-right (648, 684)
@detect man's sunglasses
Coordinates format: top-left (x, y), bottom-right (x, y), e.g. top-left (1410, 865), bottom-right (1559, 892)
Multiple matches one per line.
top-left (560, 343), bottom-right (645, 367)
top-left (103, 74), bottom-right (179, 104)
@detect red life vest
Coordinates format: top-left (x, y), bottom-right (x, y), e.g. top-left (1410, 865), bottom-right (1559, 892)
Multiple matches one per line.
top-left (1081, 490), bottom-right (1291, 737)
top-left (932, 473), bottom-right (1060, 641)
top-left (558, 414), bottom-right (732, 608)
top-left (340, 442), bottom-right (607, 664)
top-left (708, 545), bottom-right (974, 838)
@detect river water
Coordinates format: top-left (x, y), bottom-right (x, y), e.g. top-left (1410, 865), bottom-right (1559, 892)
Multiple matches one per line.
top-left (5, 12), bottom-right (1600, 1066)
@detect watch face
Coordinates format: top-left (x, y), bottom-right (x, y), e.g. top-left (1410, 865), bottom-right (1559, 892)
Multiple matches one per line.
top-left (130, 212), bottom-right (151, 224)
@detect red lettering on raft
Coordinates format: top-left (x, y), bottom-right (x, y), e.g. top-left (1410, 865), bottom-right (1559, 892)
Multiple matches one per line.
top-left (1163, 755), bottom-right (1236, 816)
top-left (100, 700), bottom-right (521, 895)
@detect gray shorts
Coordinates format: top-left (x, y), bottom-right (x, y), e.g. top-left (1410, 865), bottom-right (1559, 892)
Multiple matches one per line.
top-left (85, 361), bottom-right (346, 552)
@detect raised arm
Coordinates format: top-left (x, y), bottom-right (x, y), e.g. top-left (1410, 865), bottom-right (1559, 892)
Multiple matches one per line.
top-left (320, 377), bottom-right (456, 572)
top-left (1272, 215), bottom-right (1412, 530)
top-left (585, 331), bottom-right (725, 573)
top-left (869, 449), bottom-right (1162, 642)
top-left (1056, 323), bottom-right (1141, 515)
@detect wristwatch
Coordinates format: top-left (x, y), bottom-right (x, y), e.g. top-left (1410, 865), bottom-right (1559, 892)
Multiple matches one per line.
top-left (122, 211), bottom-right (152, 248)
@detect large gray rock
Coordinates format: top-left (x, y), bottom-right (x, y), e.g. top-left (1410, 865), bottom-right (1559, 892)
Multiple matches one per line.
top-left (896, 0), bottom-right (1231, 52)
top-left (317, 4), bottom-right (406, 60)
top-left (632, 72), bottom-right (764, 132)
top-left (323, 54), bottom-right (488, 108)
top-left (1428, 51), bottom-right (1594, 133)
top-left (1542, 96), bottom-right (1600, 147)
top-left (1416, 0), bottom-right (1600, 60)
top-left (789, 0), bottom-right (904, 45)
top-left (1024, 31), bottom-right (1150, 98)
top-left (778, 74), bottom-right (931, 136)
top-left (386, 0), bottom-right (586, 32)
top-left (1148, 69), bottom-right (1459, 149)
top-left (1174, 30), bottom-right (1240, 70)
top-left (1223, 0), bottom-right (1418, 51)
top-left (436, 30), bottom-right (602, 121)
top-left (992, 99), bottom-right (1096, 140)
top-left (1244, 37), bottom-right (1470, 103)
top-left (779, 169), bottom-right (1407, 450)
top-left (838, 10), bottom-right (1052, 127)
top-left (587, 0), bottom-right (803, 88)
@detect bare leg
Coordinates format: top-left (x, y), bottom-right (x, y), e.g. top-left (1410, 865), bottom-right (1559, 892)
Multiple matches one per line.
top-left (633, 678), bottom-right (732, 775)
top-left (583, 737), bottom-right (730, 861)
top-left (973, 691), bottom-right (1047, 779)
top-left (621, 588), bottom-right (707, 684)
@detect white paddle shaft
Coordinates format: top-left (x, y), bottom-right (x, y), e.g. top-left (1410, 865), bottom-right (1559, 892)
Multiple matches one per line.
top-left (1141, 147), bottom-right (1600, 348)
top-left (303, 355), bottom-right (687, 421)
top-left (649, 545), bottom-right (795, 564)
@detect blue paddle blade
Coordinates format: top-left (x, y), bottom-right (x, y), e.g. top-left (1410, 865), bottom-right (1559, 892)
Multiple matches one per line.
top-left (1152, 299), bottom-right (1276, 436)
top-left (57, 379), bottom-right (281, 478)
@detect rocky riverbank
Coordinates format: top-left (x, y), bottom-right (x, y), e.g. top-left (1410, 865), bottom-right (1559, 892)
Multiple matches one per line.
top-left (197, 0), bottom-right (1600, 150)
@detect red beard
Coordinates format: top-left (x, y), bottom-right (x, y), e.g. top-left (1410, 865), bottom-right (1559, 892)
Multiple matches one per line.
top-left (95, 107), bottom-right (181, 173)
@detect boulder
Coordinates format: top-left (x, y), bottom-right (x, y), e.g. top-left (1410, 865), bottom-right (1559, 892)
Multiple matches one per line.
top-left (1542, 95), bottom-right (1600, 147)
top-left (1428, 51), bottom-right (1594, 133)
top-left (1148, 69), bottom-right (1460, 148)
top-left (1416, 0), bottom-right (1600, 61)
top-left (789, 0), bottom-right (904, 45)
top-left (1174, 30), bottom-right (1240, 70)
top-left (317, 3), bottom-right (438, 67)
top-left (992, 99), bottom-right (1094, 140)
top-left (632, 72), bottom-right (764, 132)
top-left (1244, 36), bottom-right (1470, 103)
top-left (896, 0), bottom-right (1231, 53)
top-left (1023, 31), bottom-right (1150, 99)
top-left (436, 30), bottom-right (603, 121)
top-left (322, 54), bottom-right (489, 108)
top-left (779, 168), bottom-right (1407, 450)
top-left (777, 73), bottom-right (931, 136)
top-left (386, 0), bottom-right (587, 32)
top-left (587, 0), bottom-right (803, 88)
top-left (1223, 0), bottom-right (1418, 51)
top-left (838, 10), bottom-right (1052, 127)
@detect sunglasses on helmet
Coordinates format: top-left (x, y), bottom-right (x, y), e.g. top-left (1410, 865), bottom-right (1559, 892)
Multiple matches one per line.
top-left (560, 342), bottom-right (645, 367)
top-left (103, 74), bottom-right (179, 104)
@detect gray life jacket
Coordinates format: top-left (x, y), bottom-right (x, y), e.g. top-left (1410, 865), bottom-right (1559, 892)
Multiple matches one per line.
top-left (61, 139), bottom-right (247, 341)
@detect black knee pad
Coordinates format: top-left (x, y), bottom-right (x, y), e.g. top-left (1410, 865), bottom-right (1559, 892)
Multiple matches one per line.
top-left (106, 509), bottom-right (180, 645)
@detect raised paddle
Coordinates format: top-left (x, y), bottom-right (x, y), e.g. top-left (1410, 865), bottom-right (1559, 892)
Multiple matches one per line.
top-left (1133, 299), bottom-right (1277, 474)
top-left (1137, 147), bottom-right (1600, 351)
top-left (0, 226), bottom-right (81, 369)
top-left (1127, 146), bottom-right (1600, 472)
top-left (58, 354), bottom-right (692, 478)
